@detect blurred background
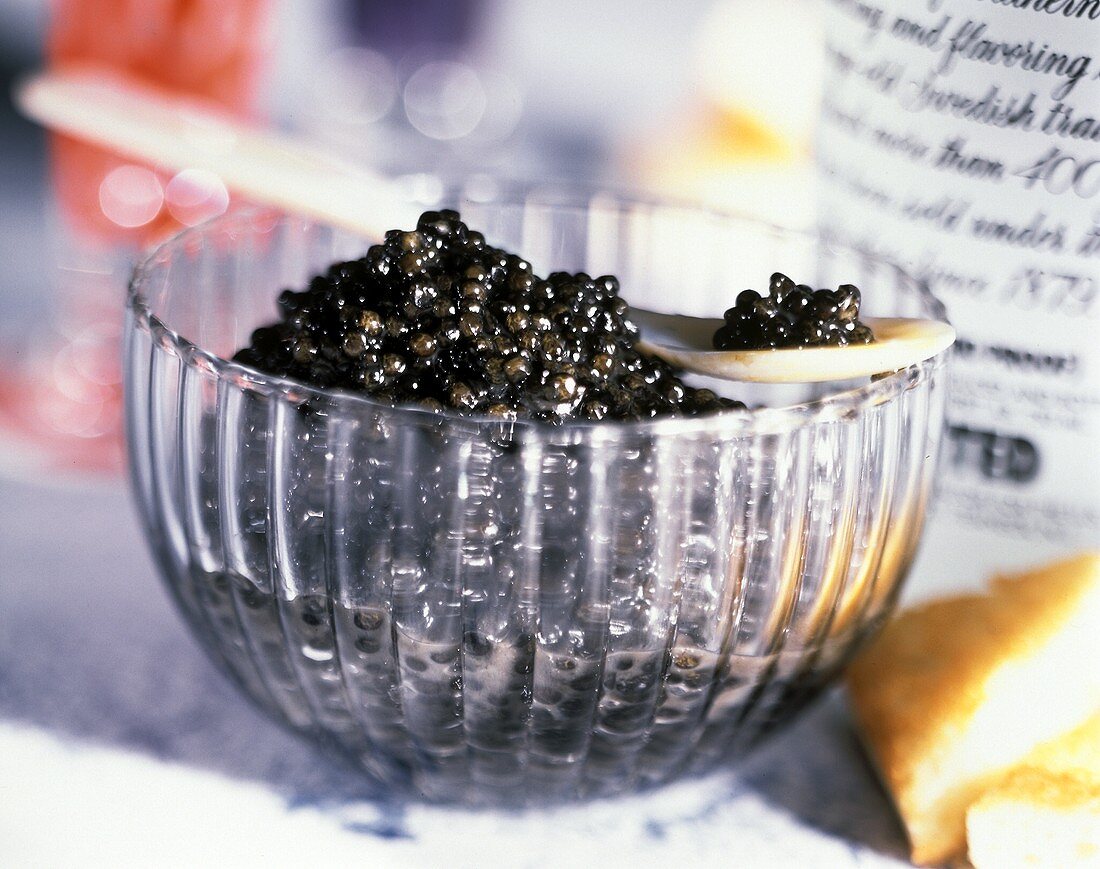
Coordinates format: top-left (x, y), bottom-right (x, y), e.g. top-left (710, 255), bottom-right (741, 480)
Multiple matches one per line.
top-left (0, 0), bottom-right (822, 479)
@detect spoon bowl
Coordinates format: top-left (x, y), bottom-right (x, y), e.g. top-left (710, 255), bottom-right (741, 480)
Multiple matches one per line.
top-left (632, 308), bottom-right (955, 383)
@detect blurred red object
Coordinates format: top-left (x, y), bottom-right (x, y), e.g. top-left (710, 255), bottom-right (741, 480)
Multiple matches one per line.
top-left (48, 0), bottom-right (270, 243)
top-left (0, 0), bottom-right (271, 481)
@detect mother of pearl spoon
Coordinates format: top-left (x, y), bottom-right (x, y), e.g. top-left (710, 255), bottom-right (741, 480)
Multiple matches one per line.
top-left (16, 70), bottom-right (954, 383)
top-left (632, 309), bottom-right (955, 384)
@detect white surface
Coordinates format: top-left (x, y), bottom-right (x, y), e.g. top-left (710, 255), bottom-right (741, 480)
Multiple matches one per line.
top-left (0, 474), bottom-right (910, 868)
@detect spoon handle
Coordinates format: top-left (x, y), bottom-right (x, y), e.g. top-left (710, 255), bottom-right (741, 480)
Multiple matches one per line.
top-left (15, 69), bottom-right (404, 238)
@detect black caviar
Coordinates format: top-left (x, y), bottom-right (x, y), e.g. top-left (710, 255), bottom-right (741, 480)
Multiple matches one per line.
top-left (712, 272), bottom-right (874, 351)
top-left (235, 209), bottom-right (737, 422)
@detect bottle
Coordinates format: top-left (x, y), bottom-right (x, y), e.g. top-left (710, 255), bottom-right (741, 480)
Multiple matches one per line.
top-left (817, 1), bottom-right (1100, 598)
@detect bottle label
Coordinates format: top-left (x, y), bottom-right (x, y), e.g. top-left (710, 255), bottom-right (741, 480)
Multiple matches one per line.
top-left (817, 0), bottom-right (1100, 595)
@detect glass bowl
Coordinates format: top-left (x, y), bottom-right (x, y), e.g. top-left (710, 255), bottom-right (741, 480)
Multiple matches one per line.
top-left (124, 187), bottom-right (949, 804)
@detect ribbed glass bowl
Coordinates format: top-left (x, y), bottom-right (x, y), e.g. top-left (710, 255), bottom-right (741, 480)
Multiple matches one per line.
top-left (124, 188), bottom-right (949, 805)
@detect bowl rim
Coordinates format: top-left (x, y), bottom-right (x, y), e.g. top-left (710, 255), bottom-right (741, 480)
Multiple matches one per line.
top-left (128, 195), bottom-right (951, 439)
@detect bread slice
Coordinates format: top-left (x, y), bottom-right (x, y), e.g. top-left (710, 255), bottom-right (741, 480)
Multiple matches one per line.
top-left (967, 712), bottom-right (1100, 869)
top-left (845, 553), bottom-right (1100, 865)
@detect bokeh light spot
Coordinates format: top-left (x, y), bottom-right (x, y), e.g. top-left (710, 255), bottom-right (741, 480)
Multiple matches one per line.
top-left (98, 165), bottom-right (164, 229)
top-left (165, 168), bottom-right (230, 226)
top-left (404, 61), bottom-right (487, 141)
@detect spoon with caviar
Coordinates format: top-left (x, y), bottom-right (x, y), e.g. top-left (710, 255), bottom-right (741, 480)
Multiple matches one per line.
top-left (17, 70), bottom-right (955, 385)
top-left (633, 274), bottom-right (956, 384)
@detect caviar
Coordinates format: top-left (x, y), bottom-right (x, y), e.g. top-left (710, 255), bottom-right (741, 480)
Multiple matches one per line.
top-left (712, 272), bottom-right (874, 351)
top-left (234, 209), bottom-right (737, 422)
